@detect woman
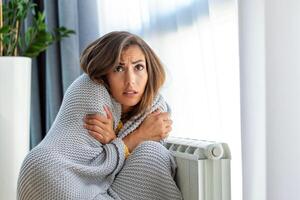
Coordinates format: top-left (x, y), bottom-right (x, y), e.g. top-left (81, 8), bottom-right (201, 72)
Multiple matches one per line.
top-left (18, 31), bottom-right (182, 200)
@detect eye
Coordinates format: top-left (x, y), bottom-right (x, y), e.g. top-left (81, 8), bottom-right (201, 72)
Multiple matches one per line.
top-left (113, 65), bottom-right (125, 72)
top-left (135, 64), bottom-right (145, 71)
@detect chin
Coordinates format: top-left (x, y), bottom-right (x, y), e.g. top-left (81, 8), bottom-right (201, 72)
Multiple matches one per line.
top-left (122, 100), bottom-right (140, 107)
top-left (123, 102), bottom-right (139, 107)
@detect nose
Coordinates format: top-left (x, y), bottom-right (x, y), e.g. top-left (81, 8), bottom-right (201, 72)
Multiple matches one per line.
top-left (125, 68), bottom-right (135, 86)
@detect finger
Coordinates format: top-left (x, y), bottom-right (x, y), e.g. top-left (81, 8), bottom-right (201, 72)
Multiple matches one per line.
top-left (84, 124), bottom-right (113, 142)
top-left (85, 118), bottom-right (103, 126)
top-left (152, 109), bottom-right (161, 115)
top-left (88, 130), bottom-right (105, 143)
top-left (85, 113), bottom-right (109, 124)
top-left (84, 118), bottom-right (108, 131)
top-left (103, 106), bottom-right (109, 119)
top-left (86, 120), bottom-right (110, 135)
top-left (85, 112), bottom-right (100, 116)
top-left (165, 125), bottom-right (172, 132)
top-left (165, 119), bottom-right (173, 126)
top-left (100, 130), bottom-right (111, 137)
top-left (163, 130), bottom-right (170, 137)
top-left (84, 123), bottom-right (104, 134)
top-left (159, 112), bottom-right (171, 120)
top-left (85, 113), bottom-right (100, 118)
top-left (104, 105), bottom-right (114, 120)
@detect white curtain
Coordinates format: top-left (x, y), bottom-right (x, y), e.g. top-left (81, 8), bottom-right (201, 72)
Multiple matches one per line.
top-left (97, 0), bottom-right (241, 199)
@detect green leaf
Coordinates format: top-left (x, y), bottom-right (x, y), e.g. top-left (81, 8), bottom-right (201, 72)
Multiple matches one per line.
top-left (0, 0), bottom-right (76, 57)
top-left (24, 28), bottom-right (34, 46)
top-left (53, 27), bottom-right (76, 41)
top-left (0, 26), bottom-right (10, 34)
top-left (23, 30), bottom-right (54, 57)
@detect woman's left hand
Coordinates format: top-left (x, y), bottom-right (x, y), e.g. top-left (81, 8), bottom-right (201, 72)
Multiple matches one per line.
top-left (83, 105), bottom-right (116, 144)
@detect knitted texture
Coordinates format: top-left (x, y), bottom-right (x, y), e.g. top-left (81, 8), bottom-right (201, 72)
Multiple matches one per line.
top-left (17, 74), bottom-right (182, 200)
top-left (109, 141), bottom-right (182, 200)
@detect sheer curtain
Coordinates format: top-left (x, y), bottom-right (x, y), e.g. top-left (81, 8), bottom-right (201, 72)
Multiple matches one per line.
top-left (98, 0), bottom-right (241, 199)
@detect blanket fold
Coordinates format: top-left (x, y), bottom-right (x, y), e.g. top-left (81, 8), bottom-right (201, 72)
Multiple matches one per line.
top-left (18, 74), bottom-right (171, 200)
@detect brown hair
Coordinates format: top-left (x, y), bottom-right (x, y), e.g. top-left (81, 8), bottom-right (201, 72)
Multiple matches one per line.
top-left (80, 31), bottom-right (165, 121)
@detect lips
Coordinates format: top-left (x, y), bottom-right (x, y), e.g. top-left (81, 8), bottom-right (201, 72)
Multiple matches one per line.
top-left (123, 90), bottom-right (138, 97)
top-left (123, 90), bottom-right (138, 94)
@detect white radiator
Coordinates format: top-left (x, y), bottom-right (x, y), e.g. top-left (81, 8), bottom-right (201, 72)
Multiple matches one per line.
top-left (164, 137), bottom-right (231, 200)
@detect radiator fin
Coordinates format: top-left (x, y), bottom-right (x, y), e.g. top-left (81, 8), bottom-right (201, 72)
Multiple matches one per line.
top-left (164, 137), bottom-right (231, 200)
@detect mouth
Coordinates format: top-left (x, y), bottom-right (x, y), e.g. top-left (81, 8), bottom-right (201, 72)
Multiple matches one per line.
top-left (123, 90), bottom-right (138, 97)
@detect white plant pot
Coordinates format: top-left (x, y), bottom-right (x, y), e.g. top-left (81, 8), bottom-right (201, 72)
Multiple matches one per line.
top-left (0, 57), bottom-right (31, 200)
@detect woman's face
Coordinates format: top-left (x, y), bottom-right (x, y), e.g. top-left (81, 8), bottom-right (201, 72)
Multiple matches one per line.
top-left (106, 45), bottom-right (148, 113)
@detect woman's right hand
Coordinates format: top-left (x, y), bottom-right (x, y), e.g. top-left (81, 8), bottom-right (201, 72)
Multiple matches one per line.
top-left (123, 110), bottom-right (173, 152)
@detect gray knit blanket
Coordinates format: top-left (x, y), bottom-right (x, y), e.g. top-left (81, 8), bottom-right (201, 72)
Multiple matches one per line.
top-left (18, 74), bottom-right (182, 200)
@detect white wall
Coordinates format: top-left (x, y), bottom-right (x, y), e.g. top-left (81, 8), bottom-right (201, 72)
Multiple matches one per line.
top-left (238, 0), bottom-right (266, 199)
top-left (265, 0), bottom-right (300, 199)
top-left (239, 0), bottom-right (300, 199)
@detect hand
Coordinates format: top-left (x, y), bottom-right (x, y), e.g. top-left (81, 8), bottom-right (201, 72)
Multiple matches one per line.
top-left (137, 110), bottom-right (173, 141)
top-left (123, 110), bottom-right (173, 151)
top-left (83, 105), bottom-right (116, 144)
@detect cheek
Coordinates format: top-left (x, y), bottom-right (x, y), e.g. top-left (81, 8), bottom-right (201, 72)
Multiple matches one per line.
top-left (110, 85), bottom-right (119, 97)
top-left (142, 75), bottom-right (148, 89)
top-left (138, 72), bottom-right (148, 88)
top-left (107, 77), bottom-right (121, 97)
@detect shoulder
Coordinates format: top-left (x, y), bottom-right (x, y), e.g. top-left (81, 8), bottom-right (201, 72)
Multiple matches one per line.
top-left (152, 94), bottom-right (171, 114)
top-left (65, 73), bottom-right (109, 96)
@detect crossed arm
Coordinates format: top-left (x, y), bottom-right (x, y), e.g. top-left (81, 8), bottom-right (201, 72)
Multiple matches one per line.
top-left (83, 106), bottom-right (173, 152)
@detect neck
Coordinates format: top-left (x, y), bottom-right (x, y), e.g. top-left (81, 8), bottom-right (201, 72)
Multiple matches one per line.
top-left (121, 105), bottom-right (131, 114)
top-left (122, 107), bottom-right (135, 123)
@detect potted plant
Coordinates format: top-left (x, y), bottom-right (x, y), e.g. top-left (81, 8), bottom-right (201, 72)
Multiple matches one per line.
top-left (0, 0), bottom-right (74, 199)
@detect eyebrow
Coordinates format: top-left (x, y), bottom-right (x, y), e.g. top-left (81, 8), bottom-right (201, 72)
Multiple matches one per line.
top-left (119, 59), bottom-right (145, 65)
